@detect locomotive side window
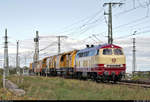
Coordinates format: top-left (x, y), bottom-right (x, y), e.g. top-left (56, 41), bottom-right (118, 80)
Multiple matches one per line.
top-left (96, 49), bottom-right (99, 55)
top-left (103, 49), bottom-right (112, 55)
top-left (114, 49), bottom-right (123, 55)
top-left (89, 50), bottom-right (97, 56)
top-left (84, 51), bottom-right (89, 57)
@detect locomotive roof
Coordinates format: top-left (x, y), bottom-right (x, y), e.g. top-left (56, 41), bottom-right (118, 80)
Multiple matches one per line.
top-left (77, 44), bottom-right (122, 53)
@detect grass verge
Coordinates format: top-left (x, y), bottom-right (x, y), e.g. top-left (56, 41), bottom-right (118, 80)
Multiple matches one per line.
top-left (2, 75), bottom-right (150, 100)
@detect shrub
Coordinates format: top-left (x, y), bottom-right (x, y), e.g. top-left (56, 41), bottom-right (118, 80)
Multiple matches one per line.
top-left (0, 75), bottom-right (2, 88)
top-left (0, 69), bottom-right (3, 76)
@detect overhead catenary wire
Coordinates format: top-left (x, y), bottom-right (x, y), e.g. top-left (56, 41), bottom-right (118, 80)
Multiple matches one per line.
top-left (113, 28), bottom-right (150, 41)
top-left (75, 0), bottom-right (150, 44)
top-left (112, 16), bottom-right (149, 33)
top-left (66, 15), bottom-right (106, 37)
top-left (52, 8), bottom-right (105, 38)
top-left (96, 15), bottom-right (149, 39)
top-left (137, 0), bottom-right (150, 8)
top-left (39, 41), bottom-right (58, 52)
top-left (92, 34), bottom-right (104, 43)
top-left (54, 9), bottom-right (104, 35)
top-left (114, 0), bottom-right (150, 17)
top-left (129, 18), bottom-right (150, 29)
top-left (4, 0), bottom-right (150, 69)
top-left (35, 0), bottom-right (150, 46)
top-left (72, 17), bottom-right (106, 38)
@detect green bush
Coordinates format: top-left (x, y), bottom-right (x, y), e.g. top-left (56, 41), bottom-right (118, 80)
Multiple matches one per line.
top-left (0, 69), bottom-right (3, 76)
top-left (9, 68), bottom-right (17, 75)
top-left (0, 75), bottom-right (2, 88)
top-left (131, 75), bottom-right (140, 80)
top-left (0, 69), bottom-right (3, 88)
top-left (131, 74), bottom-right (150, 81)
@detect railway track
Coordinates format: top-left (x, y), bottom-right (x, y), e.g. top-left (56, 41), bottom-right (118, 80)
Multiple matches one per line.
top-left (117, 79), bottom-right (150, 88)
top-left (117, 81), bottom-right (150, 88)
top-left (29, 74), bottom-right (150, 88)
top-left (120, 79), bottom-right (150, 85)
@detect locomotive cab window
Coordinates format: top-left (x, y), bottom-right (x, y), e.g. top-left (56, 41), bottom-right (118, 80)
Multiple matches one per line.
top-left (103, 49), bottom-right (112, 55)
top-left (114, 49), bottom-right (123, 55)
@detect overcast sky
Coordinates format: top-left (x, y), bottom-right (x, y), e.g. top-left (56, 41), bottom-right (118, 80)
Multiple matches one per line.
top-left (0, 0), bottom-right (150, 73)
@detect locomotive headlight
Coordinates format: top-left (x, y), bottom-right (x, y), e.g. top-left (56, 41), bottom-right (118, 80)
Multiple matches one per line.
top-left (104, 64), bottom-right (107, 68)
top-left (120, 64), bottom-right (123, 67)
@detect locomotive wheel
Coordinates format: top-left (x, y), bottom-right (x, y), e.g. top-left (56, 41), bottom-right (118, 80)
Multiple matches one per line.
top-left (74, 73), bottom-right (78, 79)
top-left (79, 75), bottom-right (82, 80)
top-left (70, 74), bottom-right (74, 79)
top-left (82, 77), bottom-right (87, 81)
top-left (63, 71), bottom-right (68, 78)
top-left (96, 77), bottom-right (101, 83)
top-left (77, 73), bottom-right (82, 80)
top-left (96, 79), bottom-right (101, 83)
top-left (91, 75), bottom-right (95, 81)
top-left (113, 80), bottom-right (117, 84)
top-left (91, 73), bottom-right (97, 81)
top-left (54, 71), bottom-right (57, 76)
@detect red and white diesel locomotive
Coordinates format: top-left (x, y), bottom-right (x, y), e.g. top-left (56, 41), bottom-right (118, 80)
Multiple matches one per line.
top-left (75, 44), bottom-right (126, 82)
top-left (30, 43), bottom-right (126, 82)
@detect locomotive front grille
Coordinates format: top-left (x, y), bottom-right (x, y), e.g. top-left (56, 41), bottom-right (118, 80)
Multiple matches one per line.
top-left (104, 64), bottom-right (123, 68)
